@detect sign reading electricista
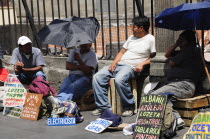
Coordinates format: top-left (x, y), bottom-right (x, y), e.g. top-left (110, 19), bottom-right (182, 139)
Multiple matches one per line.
top-left (47, 117), bottom-right (76, 126)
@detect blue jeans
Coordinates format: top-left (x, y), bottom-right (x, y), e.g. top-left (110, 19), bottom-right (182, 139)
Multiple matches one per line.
top-left (93, 64), bottom-right (135, 110)
top-left (16, 71), bottom-right (46, 85)
top-left (56, 74), bottom-right (92, 102)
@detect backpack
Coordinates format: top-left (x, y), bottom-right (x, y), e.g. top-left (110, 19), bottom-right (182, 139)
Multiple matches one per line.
top-left (51, 101), bottom-right (84, 123)
top-left (38, 95), bottom-right (53, 119)
top-left (160, 103), bottom-right (177, 139)
top-left (28, 76), bottom-right (57, 97)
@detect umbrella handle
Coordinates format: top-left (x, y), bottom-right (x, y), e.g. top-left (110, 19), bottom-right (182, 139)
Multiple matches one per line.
top-left (202, 56), bottom-right (210, 83)
top-left (199, 45), bottom-right (210, 83)
top-left (196, 32), bottom-right (210, 83)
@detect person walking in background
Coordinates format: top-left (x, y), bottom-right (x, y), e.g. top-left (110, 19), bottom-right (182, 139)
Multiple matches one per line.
top-left (92, 16), bottom-right (156, 117)
top-left (10, 36), bottom-right (46, 85)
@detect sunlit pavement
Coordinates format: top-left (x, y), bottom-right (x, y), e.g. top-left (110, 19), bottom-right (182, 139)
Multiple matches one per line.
top-left (0, 110), bottom-right (189, 139)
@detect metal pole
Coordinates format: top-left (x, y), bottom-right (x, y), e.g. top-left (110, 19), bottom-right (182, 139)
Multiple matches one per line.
top-left (22, 0), bottom-right (41, 49)
top-left (135, 0), bottom-right (144, 16)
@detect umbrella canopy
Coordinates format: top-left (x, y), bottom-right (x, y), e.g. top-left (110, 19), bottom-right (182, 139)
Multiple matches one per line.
top-left (155, 0), bottom-right (210, 31)
top-left (38, 16), bottom-right (100, 48)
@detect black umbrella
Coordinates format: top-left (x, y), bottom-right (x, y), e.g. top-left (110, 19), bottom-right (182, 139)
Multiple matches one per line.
top-left (38, 16), bottom-right (100, 48)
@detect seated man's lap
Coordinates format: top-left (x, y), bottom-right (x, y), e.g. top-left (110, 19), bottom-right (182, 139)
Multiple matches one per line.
top-left (58, 74), bottom-right (92, 101)
top-left (114, 65), bottom-right (135, 82)
top-left (151, 81), bottom-right (195, 99)
top-left (17, 71), bottom-right (46, 84)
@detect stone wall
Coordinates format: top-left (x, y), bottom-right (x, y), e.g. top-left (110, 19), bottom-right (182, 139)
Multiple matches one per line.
top-left (2, 55), bottom-right (151, 97)
top-left (2, 55), bottom-right (113, 92)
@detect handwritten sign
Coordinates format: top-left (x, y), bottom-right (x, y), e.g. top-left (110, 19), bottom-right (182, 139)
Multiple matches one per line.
top-left (24, 93), bottom-right (42, 107)
top-left (47, 117), bottom-right (76, 126)
top-left (3, 77), bottom-right (27, 107)
top-left (21, 93), bottom-right (43, 120)
top-left (3, 106), bottom-right (22, 118)
top-left (183, 111), bottom-right (210, 139)
top-left (85, 118), bottom-right (113, 133)
top-left (134, 94), bottom-right (167, 139)
top-left (0, 86), bottom-right (4, 107)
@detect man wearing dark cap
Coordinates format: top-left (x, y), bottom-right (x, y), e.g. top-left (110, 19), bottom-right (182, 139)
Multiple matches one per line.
top-left (10, 36), bottom-right (46, 84)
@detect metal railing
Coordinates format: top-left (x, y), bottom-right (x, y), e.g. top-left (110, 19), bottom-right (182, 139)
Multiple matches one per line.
top-left (0, 0), bottom-right (155, 59)
top-left (0, 0), bottom-right (208, 59)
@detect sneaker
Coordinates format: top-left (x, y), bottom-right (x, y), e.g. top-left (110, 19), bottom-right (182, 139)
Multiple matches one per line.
top-left (177, 118), bottom-right (185, 129)
top-left (92, 109), bottom-right (104, 116)
top-left (122, 110), bottom-right (134, 117)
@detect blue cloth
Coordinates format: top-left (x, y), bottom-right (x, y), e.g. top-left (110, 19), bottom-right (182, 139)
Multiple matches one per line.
top-left (56, 74), bottom-right (92, 101)
top-left (93, 64), bottom-right (135, 110)
top-left (100, 109), bottom-right (122, 127)
top-left (155, 0), bottom-right (210, 30)
top-left (16, 71), bottom-right (46, 85)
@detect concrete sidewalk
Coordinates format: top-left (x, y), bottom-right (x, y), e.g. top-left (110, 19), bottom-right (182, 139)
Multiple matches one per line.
top-left (0, 110), bottom-right (189, 139)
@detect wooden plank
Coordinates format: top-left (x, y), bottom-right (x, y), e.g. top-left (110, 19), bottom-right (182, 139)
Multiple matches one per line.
top-left (131, 79), bottom-right (138, 113)
top-left (173, 98), bottom-right (210, 108)
top-left (183, 119), bottom-right (192, 127)
top-left (107, 123), bottom-right (129, 130)
top-left (116, 89), bottom-right (122, 115)
top-left (110, 78), bottom-right (117, 114)
top-left (176, 94), bottom-right (210, 101)
top-left (175, 109), bottom-right (199, 118)
top-left (108, 85), bottom-right (111, 104)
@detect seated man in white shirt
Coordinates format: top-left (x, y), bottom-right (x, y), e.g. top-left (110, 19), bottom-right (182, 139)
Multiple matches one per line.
top-left (92, 16), bottom-right (156, 117)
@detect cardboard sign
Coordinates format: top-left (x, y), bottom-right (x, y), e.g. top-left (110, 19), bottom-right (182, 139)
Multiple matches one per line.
top-left (183, 111), bottom-right (210, 139)
top-left (24, 93), bottom-right (43, 107)
top-left (3, 76), bottom-right (27, 107)
top-left (21, 93), bottom-right (43, 120)
top-left (47, 117), bottom-right (76, 126)
top-left (21, 106), bottom-right (40, 120)
top-left (0, 86), bottom-right (5, 107)
top-left (85, 118), bottom-right (113, 133)
top-left (133, 94), bottom-right (167, 139)
top-left (0, 86), bottom-right (4, 101)
top-left (3, 106), bottom-right (22, 118)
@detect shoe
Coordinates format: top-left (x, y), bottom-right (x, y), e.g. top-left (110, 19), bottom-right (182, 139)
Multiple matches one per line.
top-left (92, 109), bottom-right (104, 116)
top-left (122, 110), bottom-right (134, 117)
top-left (47, 96), bottom-right (59, 107)
top-left (177, 118), bottom-right (185, 129)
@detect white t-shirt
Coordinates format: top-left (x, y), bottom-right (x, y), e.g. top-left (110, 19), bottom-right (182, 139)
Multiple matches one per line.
top-left (67, 48), bottom-right (98, 76)
top-left (119, 34), bottom-right (156, 67)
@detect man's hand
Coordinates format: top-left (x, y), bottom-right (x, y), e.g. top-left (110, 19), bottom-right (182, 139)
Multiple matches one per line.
top-left (74, 52), bottom-right (81, 62)
top-left (134, 63), bottom-right (144, 72)
top-left (15, 61), bottom-right (24, 72)
top-left (175, 37), bottom-right (183, 47)
top-left (108, 63), bottom-right (116, 72)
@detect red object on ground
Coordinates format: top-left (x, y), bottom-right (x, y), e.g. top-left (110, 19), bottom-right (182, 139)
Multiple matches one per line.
top-left (0, 68), bottom-right (8, 82)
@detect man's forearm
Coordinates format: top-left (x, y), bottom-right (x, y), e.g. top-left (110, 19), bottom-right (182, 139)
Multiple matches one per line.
top-left (22, 66), bottom-right (43, 72)
top-left (66, 62), bottom-right (80, 70)
top-left (112, 49), bottom-right (126, 65)
top-left (77, 59), bottom-right (93, 75)
top-left (165, 44), bottom-right (178, 58)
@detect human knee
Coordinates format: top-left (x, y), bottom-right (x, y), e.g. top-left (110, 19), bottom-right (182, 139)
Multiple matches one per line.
top-left (36, 71), bottom-right (46, 80)
top-left (93, 72), bottom-right (103, 82)
top-left (115, 77), bottom-right (126, 87)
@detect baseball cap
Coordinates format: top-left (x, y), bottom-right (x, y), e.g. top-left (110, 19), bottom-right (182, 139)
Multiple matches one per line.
top-left (18, 36), bottom-right (32, 45)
